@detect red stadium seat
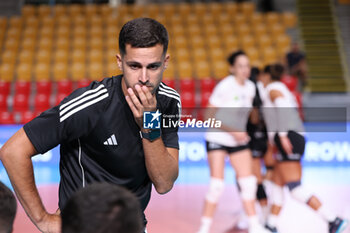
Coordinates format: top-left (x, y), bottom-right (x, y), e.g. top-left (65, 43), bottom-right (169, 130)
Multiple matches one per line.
top-left (55, 92), bottom-right (67, 106)
top-left (199, 79), bottom-right (216, 93)
top-left (15, 81), bottom-right (31, 96)
top-left (162, 80), bottom-right (175, 89)
top-left (181, 91), bottom-right (196, 108)
top-left (292, 90), bottom-right (304, 120)
top-left (180, 91), bottom-right (196, 121)
top-left (281, 75), bottom-right (298, 92)
top-left (0, 80), bottom-right (11, 97)
top-left (0, 111), bottom-right (14, 124)
top-left (57, 80), bottom-right (73, 95)
top-left (180, 79), bottom-right (195, 93)
top-left (13, 93), bottom-right (29, 113)
top-left (0, 94), bottom-right (8, 111)
top-left (20, 111), bottom-right (36, 124)
top-left (36, 80), bottom-right (52, 95)
top-left (200, 91), bottom-right (212, 107)
top-left (77, 79), bottom-right (91, 89)
top-left (34, 93), bottom-right (50, 112)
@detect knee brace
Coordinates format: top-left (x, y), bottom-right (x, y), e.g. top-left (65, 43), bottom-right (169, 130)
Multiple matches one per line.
top-left (205, 177), bottom-right (225, 203)
top-left (271, 182), bottom-right (284, 206)
top-left (257, 183), bottom-right (267, 201)
top-left (287, 181), bottom-right (313, 203)
top-left (237, 175), bottom-right (257, 201)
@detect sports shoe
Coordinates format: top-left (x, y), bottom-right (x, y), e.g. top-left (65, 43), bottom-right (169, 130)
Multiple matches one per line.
top-left (236, 212), bottom-right (249, 230)
top-left (265, 223), bottom-right (278, 233)
top-left (329, 217), bottom-right (348, 233)
top-left (196, 227), bottom-right (209, 233)
top-left (249, 223), bottom-right (271, 233)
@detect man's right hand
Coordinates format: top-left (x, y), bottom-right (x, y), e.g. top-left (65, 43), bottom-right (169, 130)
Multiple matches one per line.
top-left (36, 213), bottom-right (61, 233)
top-left (0, 128), bottom-right (62, 233)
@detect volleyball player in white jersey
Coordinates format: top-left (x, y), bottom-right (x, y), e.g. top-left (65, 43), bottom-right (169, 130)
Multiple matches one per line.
top-left (197, 51), bottom-right (270, 233)
top-left (260, 64), bottom-right (348, 233)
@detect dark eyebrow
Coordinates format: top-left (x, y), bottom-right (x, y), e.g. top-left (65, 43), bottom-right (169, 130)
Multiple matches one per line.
top-left (147, 62), bottom-right (162, 68)
top-left (126, 61), bottom-right (142, 67)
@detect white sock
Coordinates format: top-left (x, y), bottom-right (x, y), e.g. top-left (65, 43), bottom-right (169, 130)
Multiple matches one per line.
top-left (263, 179), bottom-right (273, 197)
top-left (317, 205), bottom-right (337, 223)
top-left (261, 205), bottom-right (269, 223)
top-left (198, 217), bottom-right (212, 233)
top-left (267, 214), bottom-right (278, 227)
top-left (248, 215), bottom-right (260, 227)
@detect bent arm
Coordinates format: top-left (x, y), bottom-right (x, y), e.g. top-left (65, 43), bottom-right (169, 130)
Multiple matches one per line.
top-left (0, 128), bottom-right (59, 232)
top-left (206, 104), bottom-right (249, 143)
top-left (142, 135), bottom-right (178, 194)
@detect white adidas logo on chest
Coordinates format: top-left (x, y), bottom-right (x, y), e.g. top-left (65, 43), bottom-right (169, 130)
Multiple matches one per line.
top-left (103, 134), bottom-right (118, 145)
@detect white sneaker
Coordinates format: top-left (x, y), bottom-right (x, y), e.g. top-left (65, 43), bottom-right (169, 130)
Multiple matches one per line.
top-left (236, 212), bottom-right (249, 230)
top-left (196, 226), bottom-right (209, 233)
top-left (249, 223), bottom-right (271, 233)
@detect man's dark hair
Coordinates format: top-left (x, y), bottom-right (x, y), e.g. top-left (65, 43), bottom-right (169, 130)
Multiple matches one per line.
top-left (0, 181), bottom-right (17, 233)
top-left (264, 64), bottom-right (284, 81)
top-left (119, 17), bottom-right (169, 56)
top-left (227, 50), bottom-right (246, 66)
top-left (61, 183), bottom-right (143, 233)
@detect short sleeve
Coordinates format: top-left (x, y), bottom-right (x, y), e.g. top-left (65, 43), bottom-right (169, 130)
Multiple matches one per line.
top-left (161, 98), bottom-right (181, 150)
top-left (209, 79), bottom-right (227, 107)
top-left (23, 82), bottom-right (110, 154)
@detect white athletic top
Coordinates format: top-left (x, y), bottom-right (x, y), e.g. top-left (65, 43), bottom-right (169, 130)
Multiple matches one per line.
top-left (262, 81), bottom-right (304, 140)
top-left (205, 75), bottom-right (256, 147)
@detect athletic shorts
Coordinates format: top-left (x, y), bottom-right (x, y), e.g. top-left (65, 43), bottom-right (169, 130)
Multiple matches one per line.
top-left (248, 132), bottom-right (268, 158)
top-left (247, 121), bottom-right (268, 158)
top-left (273, 131), bottom-right (305, 162)
top-left (206, 141), bottom-right (249, 154)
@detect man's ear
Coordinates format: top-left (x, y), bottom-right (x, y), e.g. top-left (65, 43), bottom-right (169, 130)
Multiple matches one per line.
top-left (164, 54), bottom-right (170, 70)
top-left (116, 54), bottom-right (123, 71)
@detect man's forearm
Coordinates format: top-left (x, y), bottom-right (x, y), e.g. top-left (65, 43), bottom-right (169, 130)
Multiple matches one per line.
top-left (142, 138), bottom-right (178, 194)
top-left (5, 156), bottom-right (47, 225)
top-left (0, 128), bottom-right (48, 227)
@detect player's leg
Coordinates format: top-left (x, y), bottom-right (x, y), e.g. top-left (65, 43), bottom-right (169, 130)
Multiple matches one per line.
top-left (265, 163), bottom-right (284, 233)
top-left (197, 147), bottom-right (226, 233)
top-left (280, 161), bottom-right (348, 233)
top-left (252, 157), bottom-right (269, 223)
top-left (234, 154), bottom-right (263, 231)
top-left (275, 131), bottom-right (348, 233)
top-left (262, 143), bottom-right (276, 198)
top-left (229, 149), bottom-right (270, 233)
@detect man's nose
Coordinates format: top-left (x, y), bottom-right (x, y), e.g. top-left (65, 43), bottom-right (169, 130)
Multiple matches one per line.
top-left (139, 68), bottom-right (149, 83)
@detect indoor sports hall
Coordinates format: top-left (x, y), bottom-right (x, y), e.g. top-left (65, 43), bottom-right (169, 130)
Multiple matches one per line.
top-left (0, 0), bottom-right (349, 233)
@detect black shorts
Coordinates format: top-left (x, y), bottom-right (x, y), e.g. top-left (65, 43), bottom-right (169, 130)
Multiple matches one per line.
top-left (248, 132), bottom-right (268, 158)
top-left (247, 120), bottom-right (268, 158)
top-left (274, 131), bottom-right (305, 162)
top-left (206, 141), bottom-right (249, 154)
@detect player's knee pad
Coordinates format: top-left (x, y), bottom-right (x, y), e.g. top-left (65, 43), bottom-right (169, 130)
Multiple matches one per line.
top-left (271, 182), bottom-right (284, 206)
top-left (205, 177), bottom-right (225, 203)
top-left (237, 175), bottom-right (257, 201)
top-left (257, 183), bottom-right (267, 201)
top-left (287, 181), bottom-right (313, 203)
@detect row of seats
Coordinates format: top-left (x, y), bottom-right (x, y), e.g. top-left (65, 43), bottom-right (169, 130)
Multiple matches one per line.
top-left (0, 75), bottom-right (300, 114)
top-left (0, 75), bottom-right (301, 124)
top-left (0, 78), bottom-right (216, 124)
top-left (18, 2), bottom-right (294, 21)
top-left (0, 61), bottom-right (118, 82)
top-left (0, 2), bottom-right (297, 82)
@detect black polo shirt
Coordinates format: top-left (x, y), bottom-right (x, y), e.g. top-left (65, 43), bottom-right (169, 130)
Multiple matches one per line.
top-left (24, 75), bottom-right (181, 212)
